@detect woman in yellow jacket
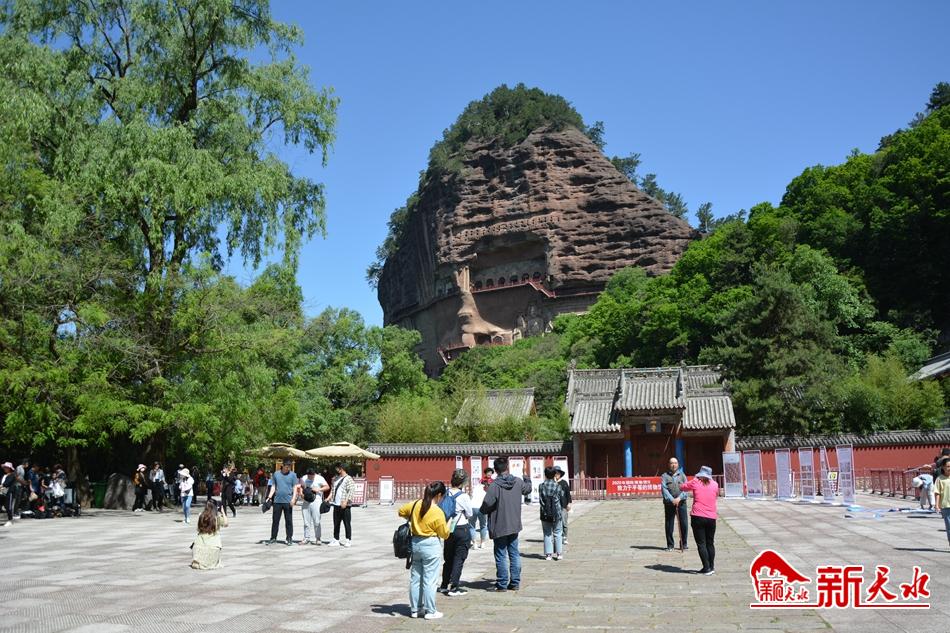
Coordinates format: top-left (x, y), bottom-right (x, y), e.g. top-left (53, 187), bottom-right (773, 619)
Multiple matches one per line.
top-left (398, 481), bottom-right (450, 619)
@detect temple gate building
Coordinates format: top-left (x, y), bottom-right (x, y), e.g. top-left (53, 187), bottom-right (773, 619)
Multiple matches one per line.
top-left (566, 365), bottom-right (737, 478)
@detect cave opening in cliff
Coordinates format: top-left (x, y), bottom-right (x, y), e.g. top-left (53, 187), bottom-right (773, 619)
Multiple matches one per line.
top-left (469, 232), bottom-right (548, 292)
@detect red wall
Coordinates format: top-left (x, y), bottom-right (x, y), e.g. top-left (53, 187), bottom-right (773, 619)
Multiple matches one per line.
top-left (752, 444), bottom-right (942, 475)
top-left (364, 455), bottom-right (569, 482)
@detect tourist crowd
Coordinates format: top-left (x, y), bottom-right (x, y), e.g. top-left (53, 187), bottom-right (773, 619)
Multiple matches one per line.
top-left (1, 459), bottom-right (80, 525)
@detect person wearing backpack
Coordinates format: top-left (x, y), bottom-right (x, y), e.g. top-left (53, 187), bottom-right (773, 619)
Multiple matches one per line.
top-left (299, 468), bottom-right (329, 545)
top-left (479, 457), bottom-right (532, 591)
top-left (538, 466), bottom-right (564, 560)
top-left (398, 481), bottom-right (450, 619)
top-left (439, 469), bottom-right (473, 596)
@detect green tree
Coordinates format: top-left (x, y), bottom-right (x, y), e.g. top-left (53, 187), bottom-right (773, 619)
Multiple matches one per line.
top-left (782, 91), bottom-right (950, 331)
top-left (296, 308), bottom-right (378, 446)
top-left (0, 0), bottom-right (337, 473)
top-left (701, 266), bottom-right (846, 435)
top-left (837, 353), bottom-right (945, 432)
top-left (375, 326), bottom-right (431, 399)
top-left (695, 202), bottom-right (714, 234)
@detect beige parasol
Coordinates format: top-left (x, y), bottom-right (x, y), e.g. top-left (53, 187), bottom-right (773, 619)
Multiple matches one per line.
top-left (305, 442), bottom-right (381, 460)
top-left (243, 442), bottom-right (310, 460)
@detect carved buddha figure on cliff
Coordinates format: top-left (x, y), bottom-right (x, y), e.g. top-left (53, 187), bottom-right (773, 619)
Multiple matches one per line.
top-left (447, 266), bottom-right (507, 350)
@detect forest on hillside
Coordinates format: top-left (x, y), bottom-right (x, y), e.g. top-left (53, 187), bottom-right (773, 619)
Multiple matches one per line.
top-left (0, 0), bottom-right (946, 478)
top-left (370, 83), bottom-right (950, 442)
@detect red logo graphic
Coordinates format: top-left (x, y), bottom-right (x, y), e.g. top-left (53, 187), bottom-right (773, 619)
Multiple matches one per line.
top-left (750, 551), bottom-right (930, 609)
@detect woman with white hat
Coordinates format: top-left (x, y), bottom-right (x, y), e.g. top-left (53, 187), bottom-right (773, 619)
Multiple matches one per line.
top-left (179, 468), bottom-right (195, 524)
top-left (132, 464), bottom-right (149, 512)
top-left (679, 465), bottom-right (720, 576)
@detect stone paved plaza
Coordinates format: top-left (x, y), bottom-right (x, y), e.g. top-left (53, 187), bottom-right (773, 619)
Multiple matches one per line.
top-left (0, 493), bottom-right (944, 633)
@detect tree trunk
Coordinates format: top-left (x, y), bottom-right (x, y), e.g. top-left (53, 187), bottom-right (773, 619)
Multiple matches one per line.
top-left (66, 446), bottom-right (91, 507)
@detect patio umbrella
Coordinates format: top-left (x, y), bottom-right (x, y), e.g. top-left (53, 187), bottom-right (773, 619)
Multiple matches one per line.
top-left (243, 442), bottom-right (310, 460)
top-left (305, 442), bottom-right (381, 460)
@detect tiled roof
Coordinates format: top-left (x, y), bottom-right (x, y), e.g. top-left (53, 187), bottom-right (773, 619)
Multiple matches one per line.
top-left (617, 369), bottom-right (684, 411)
top-left (683, 396), bottom-right (736, 430)
top-left (570, 397), bottom-right (620, 433)
top-left (910, 351), bottom-right (950, 381)
top-left (683, 368), bottom-right (726, 392)
top-left (736, 429), bottom-right (950, 451)
top-left (367, 441), bottom-right (572, 457)
top-left (567, 365), bottom-right (736, 433)
top-left (454, 388), bottom-right (535, 425)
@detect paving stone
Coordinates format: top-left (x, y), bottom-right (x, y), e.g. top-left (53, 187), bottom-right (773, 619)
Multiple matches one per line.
top-left (0, 493), bottom-right (942, 631)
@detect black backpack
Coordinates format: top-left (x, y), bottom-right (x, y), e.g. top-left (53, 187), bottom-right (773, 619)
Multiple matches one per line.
top-left (393, 501), bottom-right (418, 568)
top-left (540, 487), bottom-right (561, 523)
top-left (302, 483), bottom-right (316, 503)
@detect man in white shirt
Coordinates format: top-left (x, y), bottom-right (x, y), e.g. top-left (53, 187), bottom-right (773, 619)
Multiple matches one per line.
top-left (299, 468), bottom-right (330, 544)
top-left (469, 466), bottom-right (493, 548)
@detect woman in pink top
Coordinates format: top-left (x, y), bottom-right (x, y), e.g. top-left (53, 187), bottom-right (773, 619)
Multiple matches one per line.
top-left (679, 465), bottom-right (719, 576)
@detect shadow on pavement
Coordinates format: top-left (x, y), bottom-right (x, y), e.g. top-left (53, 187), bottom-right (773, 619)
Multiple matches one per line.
top-left (645, 563), bottom-right (695, 574)
top-left (464, 579), bottom-right (499, 590)
top-left (371, 603), bottom-right (409, 616)
top-left (629, 545), bottom-right (668, 550)
top-left (894, 547), bottom-right (947, 552)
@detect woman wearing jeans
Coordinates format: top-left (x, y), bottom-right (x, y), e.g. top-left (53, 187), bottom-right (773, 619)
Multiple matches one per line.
top-left (679, 465), bottom-right (720, 575)
top-left (934, 457), bottom-right (950, 548)
top-left (179, 468), bottom-right (195, 524)
top-left (398, 481), bottom-right (449, 620)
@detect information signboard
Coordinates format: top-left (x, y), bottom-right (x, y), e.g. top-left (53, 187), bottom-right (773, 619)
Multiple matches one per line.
top-left (378, 476), bottom-right (394, 505)
top-left (352, 477), bottom-right (367, 506)
top-left (799, 447), bottom-right (816, 501)
top-left (722, 452), bottom-right (744, 498)
top-left (743, 450), bottom-right (763, 498)
top-left (837, 444), bottom-right (855, 505)
top-left (776, 448), bottom-right (793, 499)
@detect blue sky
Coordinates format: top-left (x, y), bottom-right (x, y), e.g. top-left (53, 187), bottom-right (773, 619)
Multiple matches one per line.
top-left (225, 1), bottom-right (950, 326)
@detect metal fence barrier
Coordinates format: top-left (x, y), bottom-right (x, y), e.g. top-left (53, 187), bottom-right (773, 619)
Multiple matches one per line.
top-left (866, 465), bottom-right (933, 501)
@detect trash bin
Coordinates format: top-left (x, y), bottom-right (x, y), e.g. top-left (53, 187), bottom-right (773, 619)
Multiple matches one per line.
top-left (92, 482), bottom-right (107, 508)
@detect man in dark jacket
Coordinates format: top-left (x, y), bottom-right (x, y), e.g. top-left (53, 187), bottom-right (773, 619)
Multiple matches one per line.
top-left (661, 457), bottom-right (688, 551)
top-left (553, 466), bottom-right (572, 544)
top-left (480, 457), bottom-right (532, 591)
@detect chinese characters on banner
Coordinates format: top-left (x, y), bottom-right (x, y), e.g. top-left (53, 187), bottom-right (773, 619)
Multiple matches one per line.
top-left (775, 449), bottom-right (793, 499)
top-left (799, 447), bottom-right (816, 501)
top-left (750, 549), bottom-right (931, 609)
top-left (743, 450), bottom-right (763, 497)
top-left (470, 456), bottom-right (482, 490)
top-left (723, 452), bottom-right (744, 498)
top-left (607, 477), bottom-right (663, 495)
top-left (529, 456), bottom-right (544, 502)
top-left (837, 444), bottom-right (855, 505)
top-left (455, 455), bottom-right (463, 472)
top-left (352, 477), bottom-right (367, 506)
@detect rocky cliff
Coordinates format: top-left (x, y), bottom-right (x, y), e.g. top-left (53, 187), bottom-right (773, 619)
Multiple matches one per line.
top-left (377, 125), bottom-right (697, 373)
